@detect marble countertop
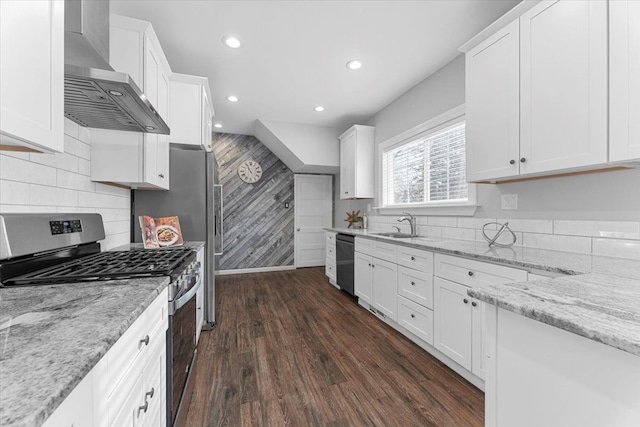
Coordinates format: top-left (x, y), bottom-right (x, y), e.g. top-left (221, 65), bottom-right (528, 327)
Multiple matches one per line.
top-left (328, 228), bottom-right (640, 357)
top-left (0, 242), bottom-right (203, 427)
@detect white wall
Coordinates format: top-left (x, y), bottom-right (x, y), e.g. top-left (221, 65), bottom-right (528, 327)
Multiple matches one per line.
top-left (349, 53), bottom-right (640, 223)
top-left (0, 119), bottom-right (131, 250)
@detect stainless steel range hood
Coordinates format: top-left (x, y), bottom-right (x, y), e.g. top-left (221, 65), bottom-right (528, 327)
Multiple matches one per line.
top-left (64, 0), bottom-right (169, 134)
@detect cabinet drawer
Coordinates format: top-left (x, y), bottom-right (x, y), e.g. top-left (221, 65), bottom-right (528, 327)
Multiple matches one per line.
top-left (326, 231), bottom-right (337, 244)
top-left (397, 246), bottom-right (433, 273)
top-left (434, 253), bottom-right (527, 288)
top-left (326, 244), bottom-right (336, 260)
top-left (325, 262), bottom-right (336, 281)
top-left (397, 266), bottom-right (433, 309)
top-left (106, 289), bottom-right (167, 396)
top-left (373, 240), bottom-right (397, 263)
top-left (398, 296), bottom-right (434, 346)
top-left (355, 237), bottom-right (373, 255)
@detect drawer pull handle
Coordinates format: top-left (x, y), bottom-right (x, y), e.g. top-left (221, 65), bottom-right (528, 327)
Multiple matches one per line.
top-left (140, 335), bottom-right (150, 346)
top-left (472, 302), bottom-right (477, 307)
top-left (410, 256), bottom-right (415, 261)
top-left (468, 271), bottom-right (474, 277)
top-left (410, 281), bottom-right (415, 286)
top-left (145, 388), bottom-right (155, 399)
top-left (463, 298), bottom-right (469, 304)
top-left (410, 314), bottom-right (415, 319)
top-left (138, 401), bottom-right (148, 417)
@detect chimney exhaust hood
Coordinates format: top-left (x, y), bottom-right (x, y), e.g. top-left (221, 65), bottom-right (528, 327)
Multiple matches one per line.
top-left (64, 0), bottom-right (169, 135)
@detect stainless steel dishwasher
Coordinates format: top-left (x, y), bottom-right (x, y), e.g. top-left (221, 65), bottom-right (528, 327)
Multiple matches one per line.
top-left (336, 233), bottom-right (355, 296)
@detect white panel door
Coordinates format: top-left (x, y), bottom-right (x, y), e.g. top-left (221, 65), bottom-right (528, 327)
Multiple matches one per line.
top-left (610, 0), bottom-right (640, 162)
top-left (466, 19), bottom-right (520, 182)
top-left (434, 277), bottom-right (472, 370)
top-left (294, 175), bottom-right (332, 267)
top-left (519, 0), bottom-right (607, 174)
top-left (372, 258), bottom-right (398, 321)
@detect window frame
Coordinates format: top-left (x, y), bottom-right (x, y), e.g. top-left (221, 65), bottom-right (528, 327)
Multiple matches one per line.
top-left (375, 105), bottom-right (478, 216)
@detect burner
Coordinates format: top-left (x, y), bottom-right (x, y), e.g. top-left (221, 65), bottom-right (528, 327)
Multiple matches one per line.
top-left (4, 248), bottom-right (194, 286)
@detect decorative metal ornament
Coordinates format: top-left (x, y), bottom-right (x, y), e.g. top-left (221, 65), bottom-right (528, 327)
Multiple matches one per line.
top-left (482, 221), bottom-right (517, 248)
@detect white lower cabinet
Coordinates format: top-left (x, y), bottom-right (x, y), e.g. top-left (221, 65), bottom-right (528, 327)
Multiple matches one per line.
top-left (325, 232), bottom-right (337, 285)
top-left (434, 277), bottom-right (473, 371)
top-left (354, 238), bottom-right (398, 322)
top-left (354, 251), bottom-right (373, 305)
top-left (43, 288), bottom-right (168, 427)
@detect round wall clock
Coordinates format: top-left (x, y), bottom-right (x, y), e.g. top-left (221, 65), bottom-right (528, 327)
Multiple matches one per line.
top-left (237, 160), bottom-right (263, 183)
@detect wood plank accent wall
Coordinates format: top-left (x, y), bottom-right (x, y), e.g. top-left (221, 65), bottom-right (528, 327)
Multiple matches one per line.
top-left (213, 133), bottom-right (294, 270)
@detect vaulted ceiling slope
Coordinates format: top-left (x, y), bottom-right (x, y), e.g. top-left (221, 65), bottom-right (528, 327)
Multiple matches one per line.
top-left (110, 1), bottom-right (521, 136)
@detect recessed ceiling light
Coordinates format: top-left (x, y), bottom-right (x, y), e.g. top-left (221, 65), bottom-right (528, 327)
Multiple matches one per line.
top-left (346, 60), bottom-right (362, 70)
top-left (226, 95), bottom-right (239, 102)
top-left (314, 106), bottom-right (325, 112)
top-left (222, 35), bottom-right (242, 49)
top-left (214, 123), bottom-right (223, 128)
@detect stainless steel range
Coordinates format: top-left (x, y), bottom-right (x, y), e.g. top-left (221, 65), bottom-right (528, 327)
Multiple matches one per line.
top-left (0, 213), bottom-right (201, 427)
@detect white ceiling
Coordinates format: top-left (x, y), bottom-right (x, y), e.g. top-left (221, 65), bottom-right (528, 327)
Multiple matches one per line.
top-left (110, 0), bottom-right (520, 136)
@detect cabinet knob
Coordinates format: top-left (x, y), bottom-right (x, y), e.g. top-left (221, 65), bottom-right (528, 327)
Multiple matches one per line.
top-left (140, 335), bottom-right (150, 346)
top-left (138, 401), bottom-right (149, 417)
top-left (410, 314), bottom-right (415, 319)
top-left (372, 264), bottom-right (375, 268)
top-left (297, 228), bottom-right (301, 231)
top-left (410, 256), bottom-right (415, 261)
top-left (145, 388), bottom-right (155, 399)
top-left (463, 298), bottom-right (469, 304)
top-left (410, 281), bottom-right (415, 286)
top-left (158, 173), bottom-right (165, 178)
top-left (468, 271), bottom-right (474, 277)
top-left (472, 301), bottom-right (478, 307)
top-left (344, 191), bottom-right (348, 194)
top-left (520, 157), bottom-right (526, 163)
top-left (509, 159), bottom-right (515, 165)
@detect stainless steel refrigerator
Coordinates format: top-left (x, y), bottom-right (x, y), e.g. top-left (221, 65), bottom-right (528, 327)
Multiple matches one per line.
top-left (132, 146), bottom-right (222, 328)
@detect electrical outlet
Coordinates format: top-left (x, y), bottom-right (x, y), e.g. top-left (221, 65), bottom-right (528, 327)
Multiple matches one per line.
top-left (501, 194), bottom-right (518, 210)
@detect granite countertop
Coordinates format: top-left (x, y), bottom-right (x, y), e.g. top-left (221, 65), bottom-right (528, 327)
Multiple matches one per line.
top-left (0, 242), bottom-right (204, 427)
top-left (328, 228), bottom-right (640, 357)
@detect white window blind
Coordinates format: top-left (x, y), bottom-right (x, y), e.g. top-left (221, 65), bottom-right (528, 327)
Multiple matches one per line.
top-left (382, 123), bottom-right (467, 206)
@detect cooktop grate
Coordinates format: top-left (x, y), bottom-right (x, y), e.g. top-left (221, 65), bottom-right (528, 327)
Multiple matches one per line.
top-left (5, 248), bottom-right (194, 286)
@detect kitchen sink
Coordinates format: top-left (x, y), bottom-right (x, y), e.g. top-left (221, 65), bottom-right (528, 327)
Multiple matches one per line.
top-left (372, 232), bottom-right (416, 238)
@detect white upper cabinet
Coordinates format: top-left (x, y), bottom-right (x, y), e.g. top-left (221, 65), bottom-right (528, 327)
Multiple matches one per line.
top-left (466, 20), bottom-right (520, 182)
top-left (90, 15), bottom-right (172, 190)
top-left (0, 0), bottom-right (64, 153)
top-left (610, 0), bottom-right (640, 162)
top-left (339, 125), bottom-right (375, 199)
top-left (169, 73), bottom-right (214, 151)
top-left (519, 0), bottom-right (607, 175)
top-left (465, 0), bottom-right (608, 182)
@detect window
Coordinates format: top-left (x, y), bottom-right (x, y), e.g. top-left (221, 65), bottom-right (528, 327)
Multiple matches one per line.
top-left (382, 122), bottom-right (468, 207)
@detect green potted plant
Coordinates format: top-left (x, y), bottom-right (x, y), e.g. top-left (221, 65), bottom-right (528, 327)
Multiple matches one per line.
top-left (345, 210), bottom-right (363, 229)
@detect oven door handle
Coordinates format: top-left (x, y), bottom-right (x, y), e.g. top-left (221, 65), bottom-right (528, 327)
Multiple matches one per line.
top-left (170, 274), bottom-right (201, 315)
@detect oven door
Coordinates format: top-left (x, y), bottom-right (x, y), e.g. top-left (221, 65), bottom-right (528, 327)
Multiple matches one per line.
top-left (168, 272), bottom-right (201, 427)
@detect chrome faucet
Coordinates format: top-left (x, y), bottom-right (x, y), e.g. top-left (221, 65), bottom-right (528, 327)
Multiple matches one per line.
top-left (398, 212), bottom-right (417, 237)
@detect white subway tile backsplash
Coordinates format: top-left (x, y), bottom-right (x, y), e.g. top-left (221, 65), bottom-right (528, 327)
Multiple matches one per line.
top-left (442, 227), bottom-right (475, 241)
top-left (497, 219), bottom-right (553, 234)
top-left (428, 216), bottom-right (457, 227)
top-left (592, 238), bottom-right (640, 260)
top-left (1, 155), bottom-right (57, 185)
top-left (417, 225), bottom-right (442, 237)
top-left (64, 134), bottom-right (91, 160)
top-left (457, 217), bottom-right (496, 230)
top-left (0, 121), bottom-right (129, 248)
top-left (78, 191), bottom-right (129, 209)
top-left (522, 233), bottom-right (591, 254)
top-left (57, 170), bottom-right (95, 192)
top-left (0, 180), bottom-right (30, 205)
top-left (30, 184), bottom-right (78, 207)
top-left (554, 220), bottom-right (640, 240)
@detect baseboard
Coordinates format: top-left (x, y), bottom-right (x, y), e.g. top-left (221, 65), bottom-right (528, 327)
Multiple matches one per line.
top-left (217, 265), bottom-right (296, 275)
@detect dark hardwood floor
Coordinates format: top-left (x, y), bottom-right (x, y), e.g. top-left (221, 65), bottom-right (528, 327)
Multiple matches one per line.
top-left (185, 267), bottom-right (484, 427)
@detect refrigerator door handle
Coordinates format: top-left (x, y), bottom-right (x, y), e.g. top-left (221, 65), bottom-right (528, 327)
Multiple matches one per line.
top-left (214, 184), bottom-right (224, 255)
